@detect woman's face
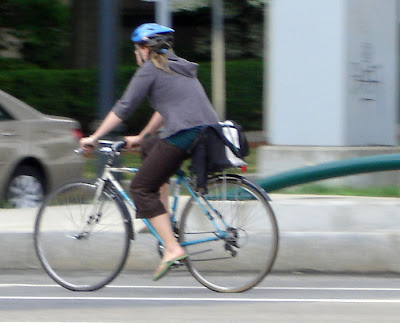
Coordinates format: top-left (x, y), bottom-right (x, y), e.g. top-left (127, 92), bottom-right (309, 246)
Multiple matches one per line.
top-left (134, 45), bottom-right (150, 66)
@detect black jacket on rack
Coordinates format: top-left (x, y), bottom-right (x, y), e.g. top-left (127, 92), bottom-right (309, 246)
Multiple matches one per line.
top-left (189, 122), bottom-right (248, 193)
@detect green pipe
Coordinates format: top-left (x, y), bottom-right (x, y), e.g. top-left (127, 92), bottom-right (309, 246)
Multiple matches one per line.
top-left (256, 153), bottom-right (400, 192)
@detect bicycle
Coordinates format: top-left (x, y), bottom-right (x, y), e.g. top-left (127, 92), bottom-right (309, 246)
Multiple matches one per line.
top-left (34, 140), bottom-right (279, 293)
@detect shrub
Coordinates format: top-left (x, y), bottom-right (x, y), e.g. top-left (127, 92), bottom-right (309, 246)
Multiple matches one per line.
top-left (0, 59), bottom-right (263, 134)
top-left (0, 57), bottom-right (39, 70)
top-left (0, 0), bottom-right (70, 68)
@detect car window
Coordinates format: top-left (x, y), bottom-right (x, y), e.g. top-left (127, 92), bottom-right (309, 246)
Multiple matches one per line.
top-left (0, 105), bottom-right (14, 121)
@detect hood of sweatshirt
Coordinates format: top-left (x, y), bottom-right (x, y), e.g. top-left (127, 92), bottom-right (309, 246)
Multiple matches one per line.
top-left (167, 52), bottom-right (198, 78)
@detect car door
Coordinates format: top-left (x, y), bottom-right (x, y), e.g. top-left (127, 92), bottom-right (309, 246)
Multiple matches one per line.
top-left (0, 106), bottom-right (22, 184)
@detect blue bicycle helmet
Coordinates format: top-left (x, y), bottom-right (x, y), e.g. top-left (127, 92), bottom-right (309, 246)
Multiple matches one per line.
top-left (131, 23), bottom-right (174, 53)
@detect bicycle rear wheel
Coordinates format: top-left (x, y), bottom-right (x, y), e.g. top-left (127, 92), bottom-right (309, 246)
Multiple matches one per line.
top-left (34, 181), bottom-right (132, 291)
top-left (179, 174), bottom-right (278, 293)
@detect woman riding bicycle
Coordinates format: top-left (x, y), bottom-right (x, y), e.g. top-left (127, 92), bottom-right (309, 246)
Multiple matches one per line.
top-left (80, 23), bottom-right (219, 280)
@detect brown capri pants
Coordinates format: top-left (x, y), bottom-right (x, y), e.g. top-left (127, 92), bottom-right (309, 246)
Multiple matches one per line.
top-left (130, 134), bottom-right (189, 219)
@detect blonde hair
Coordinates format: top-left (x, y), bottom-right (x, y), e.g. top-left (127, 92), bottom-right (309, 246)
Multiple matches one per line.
top-left (149, 51), bottom-right (172, 73)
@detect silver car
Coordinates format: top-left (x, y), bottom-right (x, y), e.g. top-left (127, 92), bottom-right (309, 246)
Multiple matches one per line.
top-left (0, 89), bottom-right (84, 208)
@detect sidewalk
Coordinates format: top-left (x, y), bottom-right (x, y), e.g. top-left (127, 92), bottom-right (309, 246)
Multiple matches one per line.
top-left (1, 194), bottom-right (400, 273)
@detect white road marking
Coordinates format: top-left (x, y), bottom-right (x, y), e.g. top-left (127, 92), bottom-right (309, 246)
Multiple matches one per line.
top-left (2, 284), bottom-right (400, 292)
top-left (2, 284), bottom-right (400, 303)
top-left (1, 296), bottom-right (400, 303)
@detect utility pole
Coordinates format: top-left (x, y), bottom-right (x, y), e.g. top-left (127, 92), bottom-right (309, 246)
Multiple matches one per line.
top-left (263, 0), bottom-right (269, 142)
top-left (97, 0), bottom-right (119, 176)
top-left (211, 0), bottom-right (226, 120)
top-left (155, 0), bottom-right (172, 27)
top-left (98, 0), bottom-right (118, 119)
top-left (142, 0), bottom-right (172, 26)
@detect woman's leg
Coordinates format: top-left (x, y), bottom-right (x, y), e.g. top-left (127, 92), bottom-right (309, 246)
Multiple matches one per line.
top-left (131, 138), bottom-right (189, 278)
top-left (148, 212), bottom-right (186, 262)
top-left (159, 183), bottom-right (169, 213)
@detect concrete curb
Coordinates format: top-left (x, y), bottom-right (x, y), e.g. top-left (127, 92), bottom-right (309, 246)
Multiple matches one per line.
top-left (2, 194), bottom-right (400, 273)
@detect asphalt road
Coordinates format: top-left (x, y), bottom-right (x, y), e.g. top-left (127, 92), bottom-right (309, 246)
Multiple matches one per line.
top-left (2, 270), bottom-right (400, 322)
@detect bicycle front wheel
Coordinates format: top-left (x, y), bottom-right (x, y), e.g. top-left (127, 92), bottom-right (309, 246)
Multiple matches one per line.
top-left (34, 181), bottom-right (131, 291)
top-left (179, 174), bottom-right (278, 293)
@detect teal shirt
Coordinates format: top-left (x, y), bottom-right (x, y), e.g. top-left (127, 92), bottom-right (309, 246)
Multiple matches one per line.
top-left (165, 126), bottom-right (203, 151)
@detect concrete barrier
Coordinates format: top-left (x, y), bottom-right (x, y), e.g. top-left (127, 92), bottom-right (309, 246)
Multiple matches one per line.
top-left (1, 194), bottom-right (400, 273)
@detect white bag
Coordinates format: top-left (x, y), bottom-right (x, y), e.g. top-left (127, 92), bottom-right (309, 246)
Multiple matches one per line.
top-left (219, 120), bottom-right (248, 167)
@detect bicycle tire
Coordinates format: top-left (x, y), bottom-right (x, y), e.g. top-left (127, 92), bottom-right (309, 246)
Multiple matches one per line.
top-left (179, 174), bottom-right (279, 293)
top-left (34, 181), bottom-right (132, 291)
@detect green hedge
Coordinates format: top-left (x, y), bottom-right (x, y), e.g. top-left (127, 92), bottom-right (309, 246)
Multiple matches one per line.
top-left (0, 59), bottom-right (263, 134)
top-left (0, 58), bottom-right (39, 70)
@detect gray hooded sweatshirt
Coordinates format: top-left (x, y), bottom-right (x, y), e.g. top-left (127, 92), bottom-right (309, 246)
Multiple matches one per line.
top-left (112, 53), bottom-right (219, 139)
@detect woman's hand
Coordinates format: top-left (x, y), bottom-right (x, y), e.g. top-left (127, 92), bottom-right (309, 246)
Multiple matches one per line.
top-left (124, 135), bottom-right (143, 150)
top-left (80, 136), bottom-right (97, 153)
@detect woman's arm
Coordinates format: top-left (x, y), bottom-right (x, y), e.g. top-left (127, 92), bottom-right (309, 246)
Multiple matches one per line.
top-left (91, 111), bottom-right (123, 141)
top-left (138, 111), bottom-right (163, 137)
top-left (80, 111), bottom-right (123, 150)
top-left (125, 111), bottom-right (164, 148)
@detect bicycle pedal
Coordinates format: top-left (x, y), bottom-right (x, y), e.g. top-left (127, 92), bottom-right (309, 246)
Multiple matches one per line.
top-left (171, 261), bottom-right (184, 268)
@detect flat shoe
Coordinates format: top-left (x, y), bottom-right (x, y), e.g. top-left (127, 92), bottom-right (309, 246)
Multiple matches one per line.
top-left (152, 254), bottom-right (189, 281)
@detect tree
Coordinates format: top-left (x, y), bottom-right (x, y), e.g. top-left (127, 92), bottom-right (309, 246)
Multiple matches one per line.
top-left (0, 0), bottom-right (70, 68)
top-left (174, 0), bottom-right (264, 59)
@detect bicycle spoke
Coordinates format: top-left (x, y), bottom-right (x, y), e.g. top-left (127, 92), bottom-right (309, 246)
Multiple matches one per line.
top-left (180, 175), bottom-right (278, 293)
top-left (34, 181), bottom-right (131, 291)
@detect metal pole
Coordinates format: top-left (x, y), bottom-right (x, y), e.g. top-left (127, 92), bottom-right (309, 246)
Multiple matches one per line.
top-left (155, 0), bottom-right (172, 27)
top-left (98, 0), bottom-right (118, 119)
top-left (97, 0), bottom-right (119, 176)
top-left (263, 0), bottom-right (269, 142)
top-left (211, 0), bottom-right (226, 120)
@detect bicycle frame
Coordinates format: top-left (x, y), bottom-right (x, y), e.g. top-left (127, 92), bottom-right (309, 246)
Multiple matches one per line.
top-left (36, 140), bottom-right (278, 293)
top-left (96, 163), bottom-right (229, 248)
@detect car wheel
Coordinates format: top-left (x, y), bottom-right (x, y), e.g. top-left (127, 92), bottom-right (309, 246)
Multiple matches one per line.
top-left (7, 166), bottom-right (45, 208)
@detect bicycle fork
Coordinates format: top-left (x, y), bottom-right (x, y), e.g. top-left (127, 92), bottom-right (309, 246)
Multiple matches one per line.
top-left (67, 179), bottom-right (108, 240)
